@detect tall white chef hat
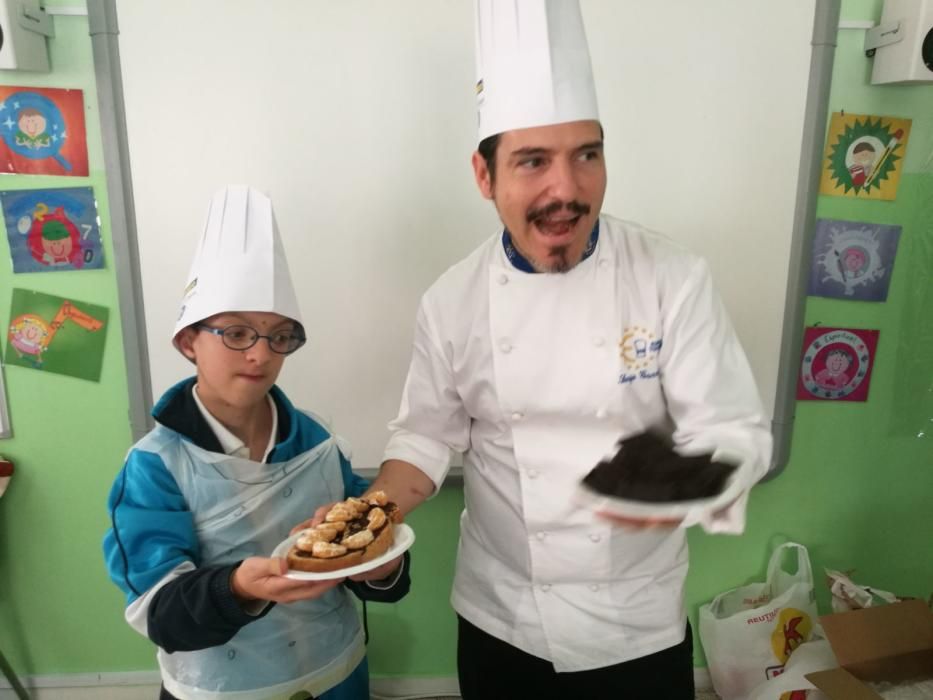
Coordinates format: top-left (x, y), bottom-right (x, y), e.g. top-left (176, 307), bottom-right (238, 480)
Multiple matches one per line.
top-left (172, 185), bottom-right (303, 350)
top-left (474, 0), bottom-right (599, 143)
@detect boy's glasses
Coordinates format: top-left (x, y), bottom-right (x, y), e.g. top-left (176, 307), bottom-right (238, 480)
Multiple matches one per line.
top-left (195, 323), bottom-right (306, 355)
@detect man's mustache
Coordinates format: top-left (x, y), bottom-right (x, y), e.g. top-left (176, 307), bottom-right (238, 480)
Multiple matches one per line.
top-left (526, 200), bottom-right (590, 224)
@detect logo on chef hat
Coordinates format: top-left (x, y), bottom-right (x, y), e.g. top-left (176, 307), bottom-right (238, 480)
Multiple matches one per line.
top-left (619, 326), bottom-right (662, 371)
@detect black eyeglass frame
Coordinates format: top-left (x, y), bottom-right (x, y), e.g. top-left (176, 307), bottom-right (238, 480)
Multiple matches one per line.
top-left (195, 323), bottom-right (307, 355)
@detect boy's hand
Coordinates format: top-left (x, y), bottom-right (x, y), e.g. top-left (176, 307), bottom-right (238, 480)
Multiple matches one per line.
top-left (289, 502), bottom-right (336, 535)
top-left (231, 556), bottom-right (344, 604)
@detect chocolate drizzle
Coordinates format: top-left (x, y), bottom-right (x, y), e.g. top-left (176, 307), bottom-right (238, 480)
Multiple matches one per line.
top-left (291, 500), bottom-right (399, 560)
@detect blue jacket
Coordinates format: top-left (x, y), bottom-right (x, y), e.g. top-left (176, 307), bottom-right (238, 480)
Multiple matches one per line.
top-left (103, 377), bottom-right (410, 654)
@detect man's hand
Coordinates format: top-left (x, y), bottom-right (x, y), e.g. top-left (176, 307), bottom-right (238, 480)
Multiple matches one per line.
top-left (231, 556), bottom-right (344, 604)
top-left (595, 512), bottom-right (683, 529)
top-left (349, 555), bottom-right (403, 583)
top-left (594, 496), bottom-right (739, 529)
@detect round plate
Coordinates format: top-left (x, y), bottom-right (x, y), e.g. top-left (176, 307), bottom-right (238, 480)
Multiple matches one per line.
top-left (271, 523), bottom-right (416, 581)
top-left (573, 469), bottom-right (745, 523)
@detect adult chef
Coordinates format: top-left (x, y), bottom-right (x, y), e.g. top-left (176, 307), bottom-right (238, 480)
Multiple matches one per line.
top-left (366, 1), bottom-right (772, 697)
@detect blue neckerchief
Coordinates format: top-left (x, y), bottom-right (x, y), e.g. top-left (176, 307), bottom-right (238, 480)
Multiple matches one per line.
top-left (502, 220), bottom-right (600, 273)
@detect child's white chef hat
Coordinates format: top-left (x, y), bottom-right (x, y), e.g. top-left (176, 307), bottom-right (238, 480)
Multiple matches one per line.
top-left (172, 185), bottom-right (302, 350)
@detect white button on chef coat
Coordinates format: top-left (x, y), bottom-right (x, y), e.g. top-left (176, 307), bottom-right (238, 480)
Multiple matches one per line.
top-left (384, 215), bottom-right (771, 672)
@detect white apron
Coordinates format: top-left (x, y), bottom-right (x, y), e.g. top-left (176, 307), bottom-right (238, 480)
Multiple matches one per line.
top-left (159, 434), bottom-right (365, 700)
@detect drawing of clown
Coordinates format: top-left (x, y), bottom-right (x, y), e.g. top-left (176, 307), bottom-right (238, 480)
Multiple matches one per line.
top-left (8, 314), bottom-right (52, 366)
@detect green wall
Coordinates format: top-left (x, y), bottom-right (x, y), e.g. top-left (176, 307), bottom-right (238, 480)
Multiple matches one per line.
top-left (685, 0), bottom-right (933, 665)
top-left (0, 0), bottom-right (930, 683)
top-left (0, 0), bottom-right (144, 675)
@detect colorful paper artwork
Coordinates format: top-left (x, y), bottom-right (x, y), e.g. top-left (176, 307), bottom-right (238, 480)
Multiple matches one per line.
top-left (808, 218), bottom-right (901, 302)
top-left (0, 86), bottom-right (89, 177)
top-left (2, 187), bottom-right (104, 272)
top-left (819, 113), bottom-right (911, 201)
top-left (5, 289), bottom-right (108, 382)
top-left (797, 327), bottom-right (879, 402)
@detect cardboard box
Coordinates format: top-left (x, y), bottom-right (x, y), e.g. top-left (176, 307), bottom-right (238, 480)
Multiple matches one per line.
top-left (806, 599), bottom-right (933, 699)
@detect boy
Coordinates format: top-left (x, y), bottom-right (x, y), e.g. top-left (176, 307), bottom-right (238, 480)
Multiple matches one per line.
top-left (103, 186), bottom-right (408, 700)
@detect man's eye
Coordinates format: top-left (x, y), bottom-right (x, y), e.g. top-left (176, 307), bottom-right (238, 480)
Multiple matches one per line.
top-left (519, 157), bottom-right (544, 169)
top-left (579, 150), bottom-right (600, 161)
top-left (272, 333), bottom-right (292, 344)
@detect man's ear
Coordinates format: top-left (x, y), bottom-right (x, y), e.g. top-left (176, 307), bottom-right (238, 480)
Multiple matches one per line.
top-left (175, 327), bottom-right (198, 364)
top-left (471, 151), bottom-right (494, 200)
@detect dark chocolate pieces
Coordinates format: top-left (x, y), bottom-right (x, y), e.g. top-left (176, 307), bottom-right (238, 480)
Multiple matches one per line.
top-left (582, 432), bottom-right (737, 503)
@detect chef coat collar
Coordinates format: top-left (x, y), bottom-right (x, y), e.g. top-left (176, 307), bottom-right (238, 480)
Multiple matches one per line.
top-left (502, 220), bottom-right (599, 273)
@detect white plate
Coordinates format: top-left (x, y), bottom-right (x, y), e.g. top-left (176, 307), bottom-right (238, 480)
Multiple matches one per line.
top-left (271, 523), bottom-right (416, 581)
top-left (572, 468), bottom-right (745, 524)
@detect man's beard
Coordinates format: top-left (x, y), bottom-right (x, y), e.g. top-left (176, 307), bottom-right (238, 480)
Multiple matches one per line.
top-left (526, 200), bottom-right (590, 273)
top-left (533, 246), bottom-right (572, 273)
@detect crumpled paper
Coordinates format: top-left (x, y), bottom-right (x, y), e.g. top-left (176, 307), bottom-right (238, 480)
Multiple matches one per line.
top-left (826, 569), bottom-right (899, 613)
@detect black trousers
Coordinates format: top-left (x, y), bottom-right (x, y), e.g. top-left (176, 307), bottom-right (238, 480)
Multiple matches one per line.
top-left (457, 615), bottom-right (695, 699)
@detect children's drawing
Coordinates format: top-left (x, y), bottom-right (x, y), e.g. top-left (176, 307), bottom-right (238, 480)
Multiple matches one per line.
top-left (0, 87), bottom-right (89, 177)
top-left (5, 290), bottom-right (108, 381)
top-left (797, 327), bottom-right (879, 402)
top-left (2, 187), bottom-right (104, 272)
top-left (808, 219), bottom-right (901, 302)
top-left (819, 113), bottom-right (911, 201)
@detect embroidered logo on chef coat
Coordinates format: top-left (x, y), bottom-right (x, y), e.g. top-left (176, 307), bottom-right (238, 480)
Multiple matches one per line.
top-left (618, 326), bottom-right (662, 384)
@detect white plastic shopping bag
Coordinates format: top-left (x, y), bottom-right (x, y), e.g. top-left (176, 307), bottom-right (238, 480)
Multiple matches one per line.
top-left (747, 639), bottom-right (837, 700)
top-left (699, 542), bottom-right (820, 700)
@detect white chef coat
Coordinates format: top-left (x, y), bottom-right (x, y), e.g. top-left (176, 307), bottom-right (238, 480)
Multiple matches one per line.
top-left (383, 214), bottom-right (772, 672)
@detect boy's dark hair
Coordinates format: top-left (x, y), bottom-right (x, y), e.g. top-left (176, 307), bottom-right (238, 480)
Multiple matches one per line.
top-left (477, 123), bottom-right (605, 186)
